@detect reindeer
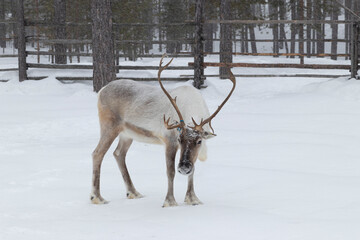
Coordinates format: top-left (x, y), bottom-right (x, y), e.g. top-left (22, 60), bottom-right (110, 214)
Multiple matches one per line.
top-left (90, 56), bottom-right (236, 207)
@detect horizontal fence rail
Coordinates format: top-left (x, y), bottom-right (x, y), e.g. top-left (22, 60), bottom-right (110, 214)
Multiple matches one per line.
top-left (0, 68), bottom-right (18, 71)
top-left (0, 54), bottom-right (18, 58)
top-left (181, 74), bottom-right (349, 78)
top-left (23, 51), bottom-right (194, 58)
top-left (207, 39), bottom-right (351, 42)
top-left (25, 38), bottom-right (195, 45)
top-left (203, 19), bottom-right (354, 24)
top-left (23, 76), bottom-right (192, 82)
top-left (204, 52), bottom-right (351, 57)
top-left (25, 20), bottom-right (195, 27)
top-left (189, 62), bottom-right (351, 70)
top-left (24, 19), bottom-right (356, 26)
top-left (27, 63), bottom-right (193, 70)
top-left (0, 20), bottom-right (16, 24)
top-left (26, 51), bottom-right (92, 57)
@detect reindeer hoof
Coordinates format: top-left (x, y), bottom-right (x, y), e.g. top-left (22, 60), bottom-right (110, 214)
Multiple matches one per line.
top-left (162, 198), bottom-right (178, 207)
top-left (126, 191), bottom-right (143, 199)
top-left (185, 194), bottom-right (203, 206)
top-left (90, 194), bottom-right (109, 204)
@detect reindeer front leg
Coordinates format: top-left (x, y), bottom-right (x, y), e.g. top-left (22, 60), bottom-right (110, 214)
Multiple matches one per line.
top-left (185, 170), bottom-right (202, 205)
top-left (163, 143), bottom-right (178, 207)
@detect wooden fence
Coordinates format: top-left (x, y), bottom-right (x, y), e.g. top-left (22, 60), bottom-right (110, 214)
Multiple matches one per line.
top-left (194, 19), bottom-right (360, 80)
top-left (1, 0), bottom-right (360, 86)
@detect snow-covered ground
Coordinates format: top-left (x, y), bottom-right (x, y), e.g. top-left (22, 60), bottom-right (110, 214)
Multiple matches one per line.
top-left (1, 55), bottom-right (360, 240)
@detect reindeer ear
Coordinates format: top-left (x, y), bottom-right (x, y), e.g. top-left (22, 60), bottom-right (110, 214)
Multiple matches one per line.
top-left (202, 131), bottom-right (216, 139)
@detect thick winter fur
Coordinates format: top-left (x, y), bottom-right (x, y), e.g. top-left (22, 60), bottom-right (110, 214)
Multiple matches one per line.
top-left (91, 80), bottom-right (213, 206)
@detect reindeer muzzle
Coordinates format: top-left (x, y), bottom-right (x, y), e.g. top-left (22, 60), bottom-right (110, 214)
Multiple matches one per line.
top-left (178, 161), bottom-right (193, 176)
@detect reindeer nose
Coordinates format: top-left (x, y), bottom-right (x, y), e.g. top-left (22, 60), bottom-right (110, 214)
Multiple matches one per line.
top-left (178, 162), bottom-right (193, 175)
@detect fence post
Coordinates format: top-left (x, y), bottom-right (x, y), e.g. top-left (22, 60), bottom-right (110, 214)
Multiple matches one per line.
top-left (351, 22), bottom-right (359, 79)
top-left (193, 0), bottom-right (204, 89)
top-left (17, 0), bottom-right (27, 81)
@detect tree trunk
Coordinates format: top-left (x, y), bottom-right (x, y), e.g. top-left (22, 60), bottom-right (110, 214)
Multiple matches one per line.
top-left (331, 0), bottom-right (338, 60)
top-left (158, 0), bottom-right (162, 52)
top-left (279, 0), bottom-right (288, 54)
top-left (144, 4), bottom-right (153, 54)
top-left (351, 22), bottom-right (359, 78)
top-left (241, 26), bottom-right (245, 53)
top-left (0, 0), bottom-right (5, 48)
top-left (17, 0), bottom-right (27, 81)
top-left (351, 0), bottom-right (360, 76)
top-left (298, 0), bottom-right (304, 64)
top-left (314, 0), bottom-right (324, 56)
top-left (220, 0), bottom-right (232, 79)
top-left (54, 0), bottom-right (67, 64)
top-left (306, 0), bottom-right (312, 57)
top-left (248, 1), bottom-right (257, 53)
top-left (204, 0), bottom-right (217, 53)
top-left (240, 26), bottom-right (248, 53)
top-left (353, 0), bottom-right (359, 17)
top-left (74, 0), bottom-right (80, 63)
top-left (204, 23), bottom-right (214, 53)
top-left (245, 26), bottom-right (249, 53)
top-left (269, 0), bottom-right (279, 57)
top-left (345, 0), bottom-right (351, 59)
top-left (248, 24), bottom-right (257, 53)
top-left (91, 0), bottom-right (115, 92)
top-left (166, 38), bottom-right (175, 54)
top-left (35, 0), bottom-right (40, 63)
top-left (194, 0), bottom-right (204, 89)
top-left (11, 0), bottom-right (18, 49)
top-left (290, 0), bottom-right (297, 58)
top-left (311, 28), bottom-right (316, 54)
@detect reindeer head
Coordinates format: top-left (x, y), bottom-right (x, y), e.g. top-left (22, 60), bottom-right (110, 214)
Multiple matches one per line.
top-left (158, 55), bottom-right (236, 175)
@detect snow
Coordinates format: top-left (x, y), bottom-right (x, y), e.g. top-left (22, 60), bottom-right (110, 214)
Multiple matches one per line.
top-left (1, 55), bottom-right (360, 240)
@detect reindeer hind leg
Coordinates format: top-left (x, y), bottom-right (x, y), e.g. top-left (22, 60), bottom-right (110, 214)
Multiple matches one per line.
top-left (90, 109), bottom-right (121, 204)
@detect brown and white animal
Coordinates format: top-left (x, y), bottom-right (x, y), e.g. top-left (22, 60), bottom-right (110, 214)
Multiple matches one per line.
top-left (91, 56), bottom-right (236, 207)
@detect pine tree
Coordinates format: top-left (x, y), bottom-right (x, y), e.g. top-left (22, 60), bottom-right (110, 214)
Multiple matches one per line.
top-left (219, 0), bottom-right (232, 78)
top-left (162, 0), bottom-right (187, 54)
top-left (306, 0), bottom-right (312, 57)
top-left (0, 0), bottom-right (5, 49)
top-left (204, 0), bottom-right (219, 53)
top-left (54, 0), bottom-right (67, 64)
top-left (269, 0), bottom-right (279, 56)
top-left (112, 0), bottom-right (154, 61)
top-left (314, 0), bottom-right (324, 56)
top-left (91, 0), bottom-right (115, 92)
top-left (279, 0), bottom-right (288, 54)
top-left (290, 0), bottom-right (297, 58)
top-left (330, 0), bottom-right (339, 60)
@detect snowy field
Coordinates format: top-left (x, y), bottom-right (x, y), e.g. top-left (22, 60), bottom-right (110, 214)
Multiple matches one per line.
top-left (1, 55), bottom-right (360, 240)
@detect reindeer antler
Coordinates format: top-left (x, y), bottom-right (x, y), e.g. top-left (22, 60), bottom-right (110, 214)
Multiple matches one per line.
top-left (189, 67), bottom-right (236, 134)
top-left (158, 54), bottom-right (186, 131)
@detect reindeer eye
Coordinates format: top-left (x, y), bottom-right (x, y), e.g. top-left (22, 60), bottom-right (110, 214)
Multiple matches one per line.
top-left (197, 140), bottom-right (202, 145)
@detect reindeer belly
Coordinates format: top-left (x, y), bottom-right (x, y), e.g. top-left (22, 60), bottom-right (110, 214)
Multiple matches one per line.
top-left (122, 122), bottom-right (163, 144)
